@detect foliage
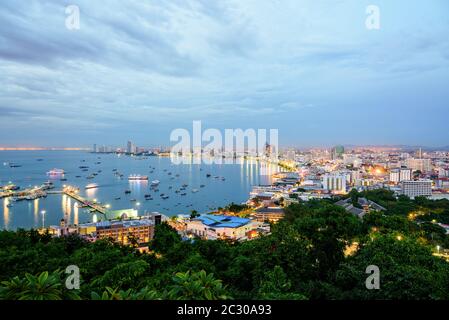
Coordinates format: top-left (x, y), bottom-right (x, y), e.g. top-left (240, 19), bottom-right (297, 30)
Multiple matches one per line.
top-left (1, 190), bottom-right (449, 300)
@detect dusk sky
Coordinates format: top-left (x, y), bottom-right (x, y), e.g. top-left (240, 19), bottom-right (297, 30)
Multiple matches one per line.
top-left (0, 0), bottom-right (448, 148)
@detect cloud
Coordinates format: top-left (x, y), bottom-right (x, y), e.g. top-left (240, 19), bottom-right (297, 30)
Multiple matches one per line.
top-left (0, 0), bottom-right (448, 146)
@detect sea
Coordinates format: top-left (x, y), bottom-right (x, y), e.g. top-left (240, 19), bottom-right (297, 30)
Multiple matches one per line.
top-left (0, 151), bottom-right (280, 230)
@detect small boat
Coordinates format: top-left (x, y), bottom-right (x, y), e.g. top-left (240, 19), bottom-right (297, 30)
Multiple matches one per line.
top-left (130, 199), bottom-right (137, 202)
top-left (192, 189), bottom-right (199, 193)
top-left (36, 159), bottom-right (44, 162)
top-left (76, 175), bottom-right (81, 178)
top-left (206, 174), bottom-right (211, 178)
top-left (86, 175), bottom-right (94, 179)
top-left (85, 183), bottom-right (99, 190)
top-left (115, 197), bottom-right (121, 200)
top-left (6, 203), bottom-right (13, 208)
top-left (60, 178), bottom-right (68, 182)
top-left (181, 193), bottom-right (187, 196)
top-left (47, 168), bottom-right (65, 175)
top-left (129, 175), bottom-right (149, 181)
top-left (9, 164), bottom-right (22, 168)
top-left (200, 185), bottom-right (205, 188)
top-left (151, 180), bottom-right (160, 186)
top-left (125, 190), bottom-right (132, 194)
top-left (162, 195), bottom-right (169, 199)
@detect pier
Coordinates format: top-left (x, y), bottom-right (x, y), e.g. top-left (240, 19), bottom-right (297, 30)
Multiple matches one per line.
top-left (0, 184), bottom-right (49, 200)
top-left (62, 186), bottom-right (107, 214)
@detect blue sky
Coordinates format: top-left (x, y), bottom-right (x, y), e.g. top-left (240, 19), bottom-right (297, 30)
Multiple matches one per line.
top-left (0, 0), bottom-right (448, 148)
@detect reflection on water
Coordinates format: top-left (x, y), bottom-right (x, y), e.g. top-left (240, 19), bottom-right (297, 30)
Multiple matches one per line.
top-left (34, 198), bottom-right (39, 226)
top-left (74, 203), bottom-right (79, 226)
top-left (86, 187), bottom-right (97, 200)
top-left (0, 151), bottom-right (287, 230)
top-left (62, 194), bottom-right (72, 224)
top-left (3, 198), bottom-right (10, 230)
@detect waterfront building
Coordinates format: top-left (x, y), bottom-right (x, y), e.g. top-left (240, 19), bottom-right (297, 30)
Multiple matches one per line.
top-left (185, 214), bottom-right (263, 241)
top-left (127, 140), bottom-right (137, 154)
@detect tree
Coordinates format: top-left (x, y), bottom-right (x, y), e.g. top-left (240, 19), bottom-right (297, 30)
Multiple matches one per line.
top-left (151, 222), bottom-right (181, 254)
top-left (167, 270), bottom-right (231, 300)
top-left (0, 271), bottom-right (80, 300)
top-left (257, 266), bottom-right (307, 300)
top-left (190, 210), bottom-right (200, 219)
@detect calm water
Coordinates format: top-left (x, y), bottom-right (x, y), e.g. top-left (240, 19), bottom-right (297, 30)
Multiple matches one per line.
top-left (0, 151), bottom-right (280, 230)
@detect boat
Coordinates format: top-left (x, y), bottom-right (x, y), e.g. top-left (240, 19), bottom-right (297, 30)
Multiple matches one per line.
top-left (76, 175), bottom-right (81, 178)
top-left (9, 164), bottom-right (22, 168)
top-left (192, 189), bottom-right (199, 193)
top-left (206, 174), bottom-right (211, 178)
top-left (60, 178), bottom-right (68, 181)
top-left (6, 203), bottom-right (13, 208)
top-left (130, 199), bottom-right (137, 202)
top-left (151, 180), bottom-right (160, 186)
top-left (162, 195), bottom-right (169, 199)
top-left (86, 175), bottom-right (94, 179)
top-left (181, 193), bottom-right (187, 196)
top-left (200, 185), bottom-right (205, 188)
top-left (85, 183), bottom-right (99, 190)
top-left (115, 197), bottom-right (121, 200)
top-left (125, 190), bottom-right (132, 194)
top-left (47, 168), bottom-right (64, 175)
top-left (129, 175), bottom-right (149, 181)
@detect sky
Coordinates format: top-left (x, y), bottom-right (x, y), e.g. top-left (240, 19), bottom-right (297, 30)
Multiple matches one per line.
top-left (0, 0), bottom-right (449, 148)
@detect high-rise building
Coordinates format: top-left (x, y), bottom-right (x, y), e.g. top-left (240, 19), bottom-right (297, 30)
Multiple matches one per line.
top-left (401, 180), bottom-right (432, 199)
top-left (127, 141), bottom-right (136, 154)
top-left (331, 145), bottom-right (345, 160)
top-left (93, 144), bottom-right (97, 153)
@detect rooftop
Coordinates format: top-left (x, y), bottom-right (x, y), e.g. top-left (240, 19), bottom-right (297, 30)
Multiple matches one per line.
top-left (193, 214), bottom-right (251, 228)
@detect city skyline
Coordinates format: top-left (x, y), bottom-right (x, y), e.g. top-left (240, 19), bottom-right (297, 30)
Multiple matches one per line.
top-left (1, 0), bottom-right (449, 147)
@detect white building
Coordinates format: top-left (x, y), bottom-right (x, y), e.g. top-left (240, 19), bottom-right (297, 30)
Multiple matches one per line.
top-left (127, 141), bottom-right (137, 154)
top-left (401, 180), bottom-right (432, 199)
top-left (390, 168), bottom-right (412, 184)
top-left (322, 174), bottom-right (347, 193)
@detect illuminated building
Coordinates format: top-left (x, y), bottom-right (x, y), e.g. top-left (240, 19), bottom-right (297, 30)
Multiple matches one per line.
top-left (401, 180), bottom-right (432, 199)
top-left (185, 214), bottom-right (264, 241)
